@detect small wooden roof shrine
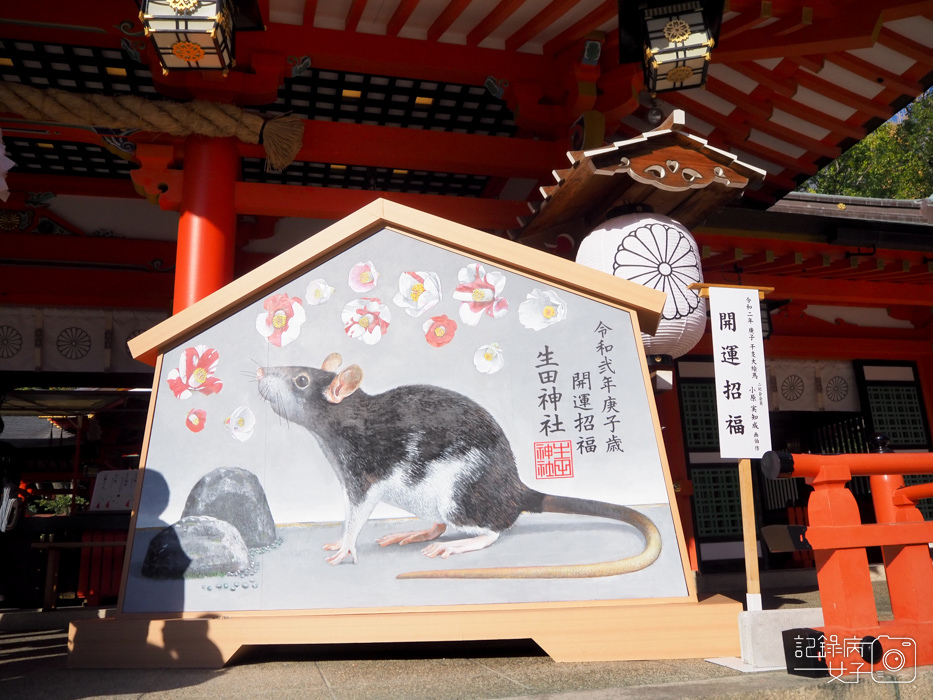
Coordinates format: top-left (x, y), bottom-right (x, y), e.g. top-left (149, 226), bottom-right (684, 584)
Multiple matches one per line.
top-left (516, 111), bottom-right (767, 249)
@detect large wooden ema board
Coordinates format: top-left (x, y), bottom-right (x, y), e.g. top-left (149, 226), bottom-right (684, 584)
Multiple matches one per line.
top-left (69, 200), bottom-right (740, 667)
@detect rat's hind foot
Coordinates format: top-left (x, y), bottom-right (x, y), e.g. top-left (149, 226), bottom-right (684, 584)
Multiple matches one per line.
top-left (323, 539), bottom-right (342, 551)
top-left (325, 547), bottom-right (357, 565)
top-left (377, 522), bottom-right (447, 546)
top-left (421, 532), bottom-right (499, 559)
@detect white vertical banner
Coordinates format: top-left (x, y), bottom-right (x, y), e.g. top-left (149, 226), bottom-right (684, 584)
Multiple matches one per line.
top-left (708, 287), bottom-right (772, 459)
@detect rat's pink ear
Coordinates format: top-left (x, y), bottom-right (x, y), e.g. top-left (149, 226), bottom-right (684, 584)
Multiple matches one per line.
top-left (325, 365), bottom-right (363, 403)
top-left (321, 353), bottom-right (342, 372)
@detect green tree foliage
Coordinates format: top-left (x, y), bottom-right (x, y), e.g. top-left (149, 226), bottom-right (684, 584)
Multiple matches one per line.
top-left (799, 89), bottom-right (933, 199)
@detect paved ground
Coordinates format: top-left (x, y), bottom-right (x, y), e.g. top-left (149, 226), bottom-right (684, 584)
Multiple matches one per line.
top-left (1, 581), bottom-right (929, 700)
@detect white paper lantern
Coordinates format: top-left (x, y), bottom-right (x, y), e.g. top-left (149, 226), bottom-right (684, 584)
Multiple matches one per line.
top-left (576, 213), bottom-right (706, 359)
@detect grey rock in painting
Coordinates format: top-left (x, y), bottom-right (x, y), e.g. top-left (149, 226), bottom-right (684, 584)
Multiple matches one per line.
top-left (142, 515), bottom-right (249, 579)
top-left (182, 467), bottom-right (276, 547)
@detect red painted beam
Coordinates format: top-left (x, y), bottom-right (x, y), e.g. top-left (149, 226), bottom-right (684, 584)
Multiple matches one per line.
top-left (704, 270), bottom-right (933, 307)
top-left (1, 232), bottom-right (176, 268)
top-left (0, 266), bottom-right (174, 309)
top-left (387, 0), bottom-right (421, 36)
top-left (237, 121), bottom-right (569, 179)
top-left (244, 24), bottom-right (555, 87)
top-left (5, 173), bottom-right (140, 199)
top-left (231, 182), bottom-right (528, 230)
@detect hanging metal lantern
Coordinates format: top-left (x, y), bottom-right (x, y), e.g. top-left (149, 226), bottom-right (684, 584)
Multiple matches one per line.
top-left (141, 0), bottom-right (235, 74)
top-left (576, 211), bottom-right (706, 359)
top-left (643, 2), bottom-right (713, 93)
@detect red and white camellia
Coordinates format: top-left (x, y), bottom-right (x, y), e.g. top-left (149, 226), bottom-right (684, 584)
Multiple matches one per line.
top-left (518, 289), bottom-right (568, 331)
top-left (423, 314), bottom-right (457, 348)
top-left (473, 343), bottom-right (504, 374)
top-left (393, 270), bottom-right (441, 317)
top-left (348, 261), bottom-right (379, 292)
top-left (342, 298), bottom-right (391, 345)
top-left (185, 408), bottom-right (207, 433)
top-left (256, 293), bottom-right (305, 347)
top-left (166, 345), bottom-right (223, 399)
top-left (452, 263), bottom-right (509, 326)
top-left (305, 278), bottom-right (335, 306)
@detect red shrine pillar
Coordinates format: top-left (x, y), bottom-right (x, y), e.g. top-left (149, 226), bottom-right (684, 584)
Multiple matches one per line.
top-left (173, 135), bottom-right (240, 314)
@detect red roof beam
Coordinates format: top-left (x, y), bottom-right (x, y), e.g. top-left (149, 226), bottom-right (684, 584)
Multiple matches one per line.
top-left (790, 69), bottom-right (893, 121)
top-left (773, 6), bottom-right (814, 36)
top-left (387, 0), bottom-right (421, 36)
top-left (768, 93), bottom-right (867, 142)
top-left (824, 52), bottom-right (926, 98)
top-left (745, 115), bottom-right (842, 160)
top-left (721, 135), bottom-right (820, 176)
top-left (543, 1), bottom-right (618, 56)
top-left (505, 0), bottom-right (580, 52)
top-left (730, 61), bottom-right (797, 98)
top-left (877, 26), bottom-right (933, 66)
top-left (344, 0), bottom-right (367, 32)
top-left (704, 75), bottom-right (773, 121)
top-left (718, 4), bottom-right (775, 42)
top-left (427, 0), bottom-right (472, 41)
top-left (467, 0), bottom-right (526, 46)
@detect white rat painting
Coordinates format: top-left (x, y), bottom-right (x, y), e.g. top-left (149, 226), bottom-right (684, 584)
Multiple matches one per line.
top-left (123, 224), bottom-right (690, 614)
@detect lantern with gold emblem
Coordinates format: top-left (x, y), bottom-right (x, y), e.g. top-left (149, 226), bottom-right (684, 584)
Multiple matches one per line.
top-left (141, 0), bottom-right (235, 73)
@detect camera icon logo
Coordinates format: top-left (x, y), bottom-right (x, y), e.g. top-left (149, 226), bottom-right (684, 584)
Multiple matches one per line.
top-left (870, 636), bottom-right (916, 683)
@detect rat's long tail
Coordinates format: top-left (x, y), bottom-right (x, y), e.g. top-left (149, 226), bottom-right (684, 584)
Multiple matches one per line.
top-left (396, 494), bottom-right (662, 579)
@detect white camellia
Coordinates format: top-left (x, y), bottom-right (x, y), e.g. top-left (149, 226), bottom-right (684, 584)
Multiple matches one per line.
top-left (393, 270), bottom-right (441, 317)
top-left (305, 279), bottom-right (335, 306)
top-left (518, 289), bottom-right (568, 331)
top-left (473, 343), bottom-right (504, 374)
top-left (225, 406), bottom-right (256, 442)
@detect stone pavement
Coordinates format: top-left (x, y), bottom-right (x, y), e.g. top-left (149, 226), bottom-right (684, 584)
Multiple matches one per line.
top-left (1, 581), bottom-right (929, 700)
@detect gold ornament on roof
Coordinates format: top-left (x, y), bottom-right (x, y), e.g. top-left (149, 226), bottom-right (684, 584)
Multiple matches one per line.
top-left (663, 18), bottom-right (691, 43)
top-left (168, 0), bottom-right (201, 14)
top-left (665, 66), bottom-right (693, 83)
top-left (171, 41), bottom-right (206, 62)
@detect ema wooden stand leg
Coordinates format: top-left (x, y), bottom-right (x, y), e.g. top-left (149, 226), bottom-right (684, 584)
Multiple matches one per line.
top-left (739, 458), bottom-right (761, 610)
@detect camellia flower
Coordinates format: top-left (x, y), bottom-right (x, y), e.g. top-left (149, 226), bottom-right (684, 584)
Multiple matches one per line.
top-left (342, 298), bottom-right (391, 345)
top-left (452, 263), bottom-right (509, 326)
top-left (348, 261), bottom-right (379, 292)
top-left (224, 406), bottom-right (256, 442)
top-left (473, 343), bottom-right (504, 374)
top-left (423, 315), bottom-right (457, 348)
top-left (518, 289), bottom-right (568, 331)
top-left (256, 293), bottom-right (305, 347)
top-left (166, 345), bottom-right (223, 399)
top-left (393, 270), bottom-right (441, 317)
top-left (185, 408), bottom-right (207, 433)
top-left (305, 278), bottom-right (335, 306)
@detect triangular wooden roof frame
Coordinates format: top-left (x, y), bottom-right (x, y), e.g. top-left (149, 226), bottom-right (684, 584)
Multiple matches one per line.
top-left (129, 198), bottom-right (666, 366)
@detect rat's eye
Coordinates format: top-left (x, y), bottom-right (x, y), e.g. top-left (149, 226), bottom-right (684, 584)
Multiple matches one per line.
top-left (294, 374), bottom-right (310, 389)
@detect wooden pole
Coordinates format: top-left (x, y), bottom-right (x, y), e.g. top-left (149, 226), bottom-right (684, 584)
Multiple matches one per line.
top-left (738, 458), bottom-right (761, 610)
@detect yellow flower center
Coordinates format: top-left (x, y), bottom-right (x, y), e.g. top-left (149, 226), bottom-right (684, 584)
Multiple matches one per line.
top-left (189, 414), bottom-right (200, 425)
top-left (410, 283), bottom-right (425, 302)
top-left (358, 316), bottom-right (370, 328)
top-left (192, 367), bottom-right (208, 385)
top-left (434, 326), bottom-right (446, 337)
top-left (236, 418), bottom-right (245, 428)
top-left (359, 270), bottom-right (373, 284)
top-left (484, 351), bottom-right (494, 361)
top-left (272, 310), bottom-right (288, 329)
top-left (543, 305), bottom-right (556, 319)
top-left (313, 289), bottom-right (323, 299)
top-left (472, 289), bottom-right (486, 302)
